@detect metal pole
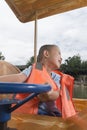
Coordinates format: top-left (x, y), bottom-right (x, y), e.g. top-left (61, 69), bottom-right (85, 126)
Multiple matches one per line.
top-left (34, 12), bottom-right (38, 63)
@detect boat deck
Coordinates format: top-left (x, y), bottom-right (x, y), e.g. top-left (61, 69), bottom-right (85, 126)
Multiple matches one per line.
top-left (8, 108), bottom-right (87, 130)
top-left (7, 98), bottom-right (87, 130)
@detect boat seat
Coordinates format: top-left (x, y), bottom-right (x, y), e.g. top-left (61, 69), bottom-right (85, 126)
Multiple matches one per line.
top-left (0, 60), bottom-right (20, 76)
top-left (0, 60), bottom-right (21, 100)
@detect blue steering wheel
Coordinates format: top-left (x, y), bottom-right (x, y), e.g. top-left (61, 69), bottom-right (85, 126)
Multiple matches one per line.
top-left (0, 82), bottom-right (51, 122)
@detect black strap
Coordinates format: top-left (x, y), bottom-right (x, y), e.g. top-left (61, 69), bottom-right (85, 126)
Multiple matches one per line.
top-left (35, 62), bottom-right (43, 70)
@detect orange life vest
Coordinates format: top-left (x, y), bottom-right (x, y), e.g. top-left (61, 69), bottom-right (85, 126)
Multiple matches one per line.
top-left (15, 63), bottom-right (76, 119)
top-left (15, 63), bottom-right (58, 114)
top-left (54, 70), bottom-right (76, 118)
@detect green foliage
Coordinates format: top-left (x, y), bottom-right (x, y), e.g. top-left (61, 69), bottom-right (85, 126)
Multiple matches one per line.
top-left (26, 56), bottom-right (34, 67)
top-left (60, 55), bottom-right (87, 77)
top-left (80, 60), bottom-right (87, 74)
top-left (0, 52), bottom-right (5, 60)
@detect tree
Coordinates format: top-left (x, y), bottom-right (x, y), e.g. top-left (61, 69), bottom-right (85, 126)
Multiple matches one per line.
top-left (26, 56), bottom-right (34, 67)
top-left (60, 55), bottom-right (81, 77)
top-left (80, 61), bottom-right (87, 74)
top-left (0, 52), bottom-right (5, 60)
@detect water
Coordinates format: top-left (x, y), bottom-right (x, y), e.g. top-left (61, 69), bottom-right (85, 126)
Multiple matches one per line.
top-left (73, 84), bottom-right (87, 99)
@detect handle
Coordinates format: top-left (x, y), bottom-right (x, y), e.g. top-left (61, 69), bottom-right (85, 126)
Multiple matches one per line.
top-left (0, 82), bottom-right (51, 93)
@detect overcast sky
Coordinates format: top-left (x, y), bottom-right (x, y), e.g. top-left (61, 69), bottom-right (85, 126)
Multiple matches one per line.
top-left (0, 1), bottom-right (87, 65)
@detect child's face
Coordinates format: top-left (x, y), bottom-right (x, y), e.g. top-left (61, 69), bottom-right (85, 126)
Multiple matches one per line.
top-left (47, 46), bottom-right (62, 69)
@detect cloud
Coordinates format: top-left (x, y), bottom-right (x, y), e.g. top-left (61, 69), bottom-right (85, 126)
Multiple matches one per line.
top-left (0, 1), bottom-right (87, 65)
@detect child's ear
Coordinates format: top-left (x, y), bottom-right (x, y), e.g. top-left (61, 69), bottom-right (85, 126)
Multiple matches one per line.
top-left (43, 50), bottom-right (49, 58)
